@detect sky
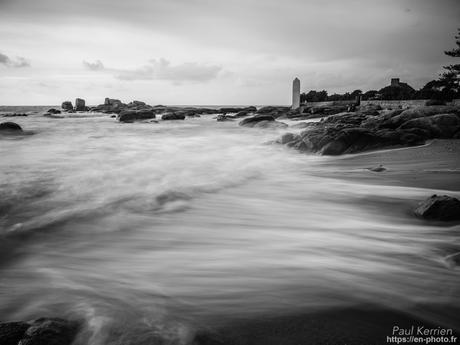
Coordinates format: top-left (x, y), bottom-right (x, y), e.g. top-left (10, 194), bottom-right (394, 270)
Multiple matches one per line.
top-left (0, 0), bottom-right (459, 105)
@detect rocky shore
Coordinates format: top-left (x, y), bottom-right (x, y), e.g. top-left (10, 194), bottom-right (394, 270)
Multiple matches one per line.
top-left (276, 104), bottom-right (460, 155)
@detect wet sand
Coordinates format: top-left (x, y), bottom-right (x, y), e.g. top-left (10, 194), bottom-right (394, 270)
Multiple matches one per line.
top-left (314, 140), bottom-right (460, 191)
top-left (194, 305), bottom-right (460, 345)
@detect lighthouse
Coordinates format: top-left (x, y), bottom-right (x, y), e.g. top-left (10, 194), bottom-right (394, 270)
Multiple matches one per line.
top-left (292, 77), bottom-right (300, 109)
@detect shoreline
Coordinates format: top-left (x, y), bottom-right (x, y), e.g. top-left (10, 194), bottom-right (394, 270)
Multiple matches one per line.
top-left (312, 139), bottom-right (460, 191)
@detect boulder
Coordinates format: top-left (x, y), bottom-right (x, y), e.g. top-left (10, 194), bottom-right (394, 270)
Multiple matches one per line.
top-left (0, 321), bottom-right (30, 345)
top-left (239, 115), bottom-right (275, 127)
top-left (216, 115), bottom-right (233, 122)
top-left (278, 133), bottom-right (298, 145)
top-left (161, 113), bottom-right (185, 120)
top-left (256, 106), bottom-right (290, 115)
top-left (118, 109), bottom-right (156, 122)
top-left (425, 99), bottom-right (446, 106)
top-left (414, 195), bottom-right (460, 221)
top-left (252, 120), bottom-right (288, 129)
top-left (0, 318), bottom-right (79, 345)
top-left (61, 101), bottom-right (73, 111)
top-left (75, 98), bottom-right (86, 111)
top-left (219, 106), bottom-right (256, 114)
top-left (47, 108), bottom-right (61, 114)
top-left (0, 122), bottom-right (23, 132)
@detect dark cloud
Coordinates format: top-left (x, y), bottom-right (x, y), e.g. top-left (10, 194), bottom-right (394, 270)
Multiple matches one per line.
top-left (107, 58), bottom-right (221, 82)
top-left (0, 52), bottom-right (30, 67)
top-left (83, 60), bottom-right (104, 70)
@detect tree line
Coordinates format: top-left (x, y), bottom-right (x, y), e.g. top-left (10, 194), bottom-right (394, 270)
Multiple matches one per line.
top-left (301, 28), bottom-right (460, 103)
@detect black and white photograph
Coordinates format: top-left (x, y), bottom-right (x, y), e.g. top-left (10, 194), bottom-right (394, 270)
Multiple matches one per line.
top-left (1, 0), bottom-right (460, 344)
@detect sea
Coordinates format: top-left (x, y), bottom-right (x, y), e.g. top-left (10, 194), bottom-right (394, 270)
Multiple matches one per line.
top-left (1, 106), bottom-right (459, 344)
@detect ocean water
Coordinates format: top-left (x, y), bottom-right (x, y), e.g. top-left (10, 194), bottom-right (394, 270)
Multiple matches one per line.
top-left (1, 109), bottom-right (459, 344)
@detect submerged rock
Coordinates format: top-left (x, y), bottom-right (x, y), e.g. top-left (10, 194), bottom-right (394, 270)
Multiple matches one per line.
top-left (0, 122), bottom-right (23, 132)
top-left (0, 318), bottom-right (80, 345)
top-left (414, 195), bottom-right (460, 221)
top-left (2, 113), bottom-right (28, 117)
top-left (368, 164), bottom-right (386, 172)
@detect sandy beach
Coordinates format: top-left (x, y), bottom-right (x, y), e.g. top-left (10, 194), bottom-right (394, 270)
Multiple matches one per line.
top-left (314, 140), bottom-right (460, 191)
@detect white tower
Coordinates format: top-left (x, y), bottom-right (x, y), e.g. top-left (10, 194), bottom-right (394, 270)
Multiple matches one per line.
top-left (292, 77), bottom-right (300, 109)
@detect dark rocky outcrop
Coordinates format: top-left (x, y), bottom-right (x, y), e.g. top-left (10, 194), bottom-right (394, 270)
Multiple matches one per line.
top-left (0, 122), bottom-right (23, 132)
top-left (216, 115), bottom-right (233, 122)
top-left (239, 115), bottom-right (287, 129)
top-left (47, 108), bottom-right (61, 115)
top-left (277, 105), bottom-right (460, 155)
top-left (414, 195), bottom-right (460, 221)
top-left (239, 115), bottom-right (275, 127)
top-left (75, 98), bottom-right (86, 111)
top-left (118, 110), bottom-right (156, 123)
top-left (61, 101), bottom-right (73, 111)
top-left (219, 106), bottom-right (256, 114)
top-left (0, 318), bottom-right (80, 345)
top-left (161, 113), bottom-right (185, 120)
top-left (2, 113), bottom-right (28, 117)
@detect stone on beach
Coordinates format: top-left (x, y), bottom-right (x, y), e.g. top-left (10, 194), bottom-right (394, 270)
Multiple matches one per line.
top-left (0, 121), bottom-right (23, 132)
top-left (414, 195), bottom-right (460, 221)
top-left (368, 164), bottom-right (386, 172)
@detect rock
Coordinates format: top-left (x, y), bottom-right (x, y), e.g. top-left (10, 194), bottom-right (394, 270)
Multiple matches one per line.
top-left (75, 98), bottom-right (86, 111)
top-left (61, 101), bottom-right (73, 111)
top-left (216, 115), bottom-right (233, 122)
top-left (381, 106), bottom-right (460, 129)
top-left (219, 106), bottom-right (256, 114)
top-left (0, 321), bottom-right (30, 345)
top-left (128, 100), bottom-right (146, 107)
top-left (161, 113), bottom-right (185, 120)
top-left (425, 99), bottom-right (446, 106)
top-left (414, 195), bottom-right (460, 221)
top-left (239, 115), bottom-right (275, 127)
top-left (252, 120), bottom-right (288, 129)
top-left (20, 318), bottom-right (79, 345)
top-left (0, 122), bottom-right (23, 132)
top-left (118, 110), bottom-right (156, 122)
top-left (291, 122), bottom-right (313, 129)
top-left (0, 318), bottom-right (79, 345)
top-left (2, 113), bottom-right (28, 117)
top-left (368, 164), bottom-right (386, 172)
top-left (279, 133), bottom-right (297, 145)
top-left (256, 106), bottom-right (290, 115)
top-left (47, 108), bottom-right (61, 115)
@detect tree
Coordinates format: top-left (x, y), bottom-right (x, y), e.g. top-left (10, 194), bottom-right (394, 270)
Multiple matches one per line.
top-left (438, 28), bottom-right (460, 100)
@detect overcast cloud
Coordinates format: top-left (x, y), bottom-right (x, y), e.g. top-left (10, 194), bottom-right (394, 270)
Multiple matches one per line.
top-left (0, 52), bottom-right (30, 68)
top-left (0, 0), bottom-right (459, 105)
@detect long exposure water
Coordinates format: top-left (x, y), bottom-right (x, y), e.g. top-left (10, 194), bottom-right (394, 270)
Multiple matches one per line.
top-left (1, 109), bottom-right (459, 344)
